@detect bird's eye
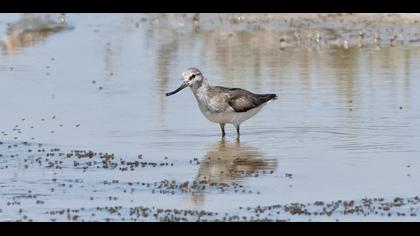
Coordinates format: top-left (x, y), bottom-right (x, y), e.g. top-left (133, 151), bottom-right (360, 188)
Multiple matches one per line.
top-left (189, 74), bottom-right (196, 80)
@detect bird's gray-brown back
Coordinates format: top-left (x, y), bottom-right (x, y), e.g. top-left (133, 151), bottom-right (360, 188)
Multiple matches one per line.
top-left (212, 86), bottom-right (277, 112)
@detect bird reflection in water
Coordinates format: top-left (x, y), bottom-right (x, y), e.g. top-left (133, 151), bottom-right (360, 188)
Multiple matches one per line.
top-left (1, 14), bottom-right (73, 55)
top-left (187, 138), bottom-right (277, 205)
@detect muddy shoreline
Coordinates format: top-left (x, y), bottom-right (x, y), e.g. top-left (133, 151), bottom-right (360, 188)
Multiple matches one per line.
top-left (147, 13), bottom-right (420, 48)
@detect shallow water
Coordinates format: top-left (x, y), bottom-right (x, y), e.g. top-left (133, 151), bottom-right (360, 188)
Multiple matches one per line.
top-left (1, 13), bottom-right (420, 221)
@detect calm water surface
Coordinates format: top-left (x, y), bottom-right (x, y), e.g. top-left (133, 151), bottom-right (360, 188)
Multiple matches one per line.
top-left (1, 13), bottom-right (420, 221)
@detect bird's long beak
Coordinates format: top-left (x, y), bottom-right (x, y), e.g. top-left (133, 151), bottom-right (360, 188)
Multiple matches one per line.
top-left (165, 81), bottom-right (189, 96)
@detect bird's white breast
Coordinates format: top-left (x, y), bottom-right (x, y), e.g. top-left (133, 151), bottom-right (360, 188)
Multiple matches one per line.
top-left (200, 103), bottom-right (265, 125)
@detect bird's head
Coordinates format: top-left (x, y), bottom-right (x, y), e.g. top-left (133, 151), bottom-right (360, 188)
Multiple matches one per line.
top-left (166, 67), bottom-right (203, 96)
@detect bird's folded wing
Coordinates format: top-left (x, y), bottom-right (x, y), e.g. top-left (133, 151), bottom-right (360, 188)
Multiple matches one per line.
top-left (212, 86), bottom-right (276, 113)
top-left (228, 92), bottom-right (276, 113)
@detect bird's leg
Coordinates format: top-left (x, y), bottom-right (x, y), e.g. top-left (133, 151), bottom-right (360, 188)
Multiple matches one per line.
top-left (219, 123), bottom-right (226, 137)
top-left (235, 124), bottom-right (240, 139)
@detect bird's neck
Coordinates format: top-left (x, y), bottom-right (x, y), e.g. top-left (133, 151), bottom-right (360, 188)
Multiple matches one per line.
top-left (190, 78), bottom-right (212, 104)
top-left (190, 78), bottom-right (210, 96)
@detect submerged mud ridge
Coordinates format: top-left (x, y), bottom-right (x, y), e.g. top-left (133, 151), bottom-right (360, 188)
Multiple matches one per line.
top-left (0, 139), bottom-right (276, 195)
top-left (244, 196), bottom-right (420, 220)
top-left (37, 195), bottom-right (420, 222)
top-left (0, 141), bottom-right (173, 172)
top-left (45, 206), bottom-right (220, 222)
top-left (153, 179), bottom-right (246, 195)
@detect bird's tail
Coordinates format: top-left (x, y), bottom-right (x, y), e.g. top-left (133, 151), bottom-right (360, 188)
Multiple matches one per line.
top-left (268, 93), bottom-right (278, 100)
top-left (260, 93), bottom-right (278, 104)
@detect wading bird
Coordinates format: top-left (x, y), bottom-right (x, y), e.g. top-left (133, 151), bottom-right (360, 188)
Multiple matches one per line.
top-left (166, 68), bottom-right (277, 138)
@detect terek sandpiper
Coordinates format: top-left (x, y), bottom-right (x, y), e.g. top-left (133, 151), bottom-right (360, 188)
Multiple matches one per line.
top-left (165, 68), bottom-right (277, 138)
